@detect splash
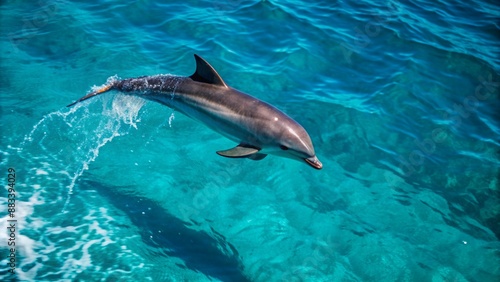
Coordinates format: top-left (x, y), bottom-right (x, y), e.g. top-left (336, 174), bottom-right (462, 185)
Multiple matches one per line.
top-left (21, 87), bottom-right (146, 201)
top-left (0, 86), bottom-right (150, 280)
top-left (168, 112), bottom-right (175, 128)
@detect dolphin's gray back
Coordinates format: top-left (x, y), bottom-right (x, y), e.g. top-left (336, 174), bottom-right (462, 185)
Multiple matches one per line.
top-left (124, 75), bottom-right (299, 147)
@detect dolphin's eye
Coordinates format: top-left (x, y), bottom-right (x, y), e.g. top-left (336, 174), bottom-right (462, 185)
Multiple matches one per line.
top-left (280, 145), bottom-right (288, 150)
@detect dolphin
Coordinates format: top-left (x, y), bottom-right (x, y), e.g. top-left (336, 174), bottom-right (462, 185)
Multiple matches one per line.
top-left (68, 54), bottom-right (322, 169)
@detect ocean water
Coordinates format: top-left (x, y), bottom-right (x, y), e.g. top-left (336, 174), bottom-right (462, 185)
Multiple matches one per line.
top-left (1, 0), bottom-right (499, 281)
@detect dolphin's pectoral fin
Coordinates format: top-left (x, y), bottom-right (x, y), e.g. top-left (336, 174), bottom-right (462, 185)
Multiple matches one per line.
top-left (247, 153), bottom-right (267, 161)
top-left (216, 145), bottom-right (260, 158)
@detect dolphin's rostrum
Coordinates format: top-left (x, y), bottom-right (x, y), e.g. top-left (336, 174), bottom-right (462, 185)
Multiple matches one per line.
top-left (68, 55), bottom-right (322, 170)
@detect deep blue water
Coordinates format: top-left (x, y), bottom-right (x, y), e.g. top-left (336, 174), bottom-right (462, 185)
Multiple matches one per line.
top-left (1, 0), bottom-right (499, 281)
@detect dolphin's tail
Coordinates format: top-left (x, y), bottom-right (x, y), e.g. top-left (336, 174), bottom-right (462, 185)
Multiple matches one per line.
top-left (67, 83), bottom-right (115, 107)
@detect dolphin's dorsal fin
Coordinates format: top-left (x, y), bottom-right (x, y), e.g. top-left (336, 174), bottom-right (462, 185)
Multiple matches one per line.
top-left (190, 54), bottom-right (228, 87)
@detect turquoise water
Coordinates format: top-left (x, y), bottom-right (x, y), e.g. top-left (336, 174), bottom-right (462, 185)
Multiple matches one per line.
top-left (1, 0), bottom-right (499, 281)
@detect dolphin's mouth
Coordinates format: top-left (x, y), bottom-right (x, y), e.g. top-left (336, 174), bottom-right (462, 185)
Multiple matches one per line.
top-left (305, 156), bottom-right (322, 170)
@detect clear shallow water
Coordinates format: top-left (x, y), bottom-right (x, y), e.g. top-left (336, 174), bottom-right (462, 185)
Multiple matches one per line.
top-left (1, 0), bottom-right (499, 281)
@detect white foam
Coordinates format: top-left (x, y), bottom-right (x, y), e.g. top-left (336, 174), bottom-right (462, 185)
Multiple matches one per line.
top-left (35, 169), bottom-right (48, 175)
top-left (0, 190), bottom-right (48, 281)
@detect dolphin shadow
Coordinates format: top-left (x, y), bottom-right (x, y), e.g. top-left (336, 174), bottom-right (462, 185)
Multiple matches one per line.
top-left (83, 180), bottom-right (250, 282)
